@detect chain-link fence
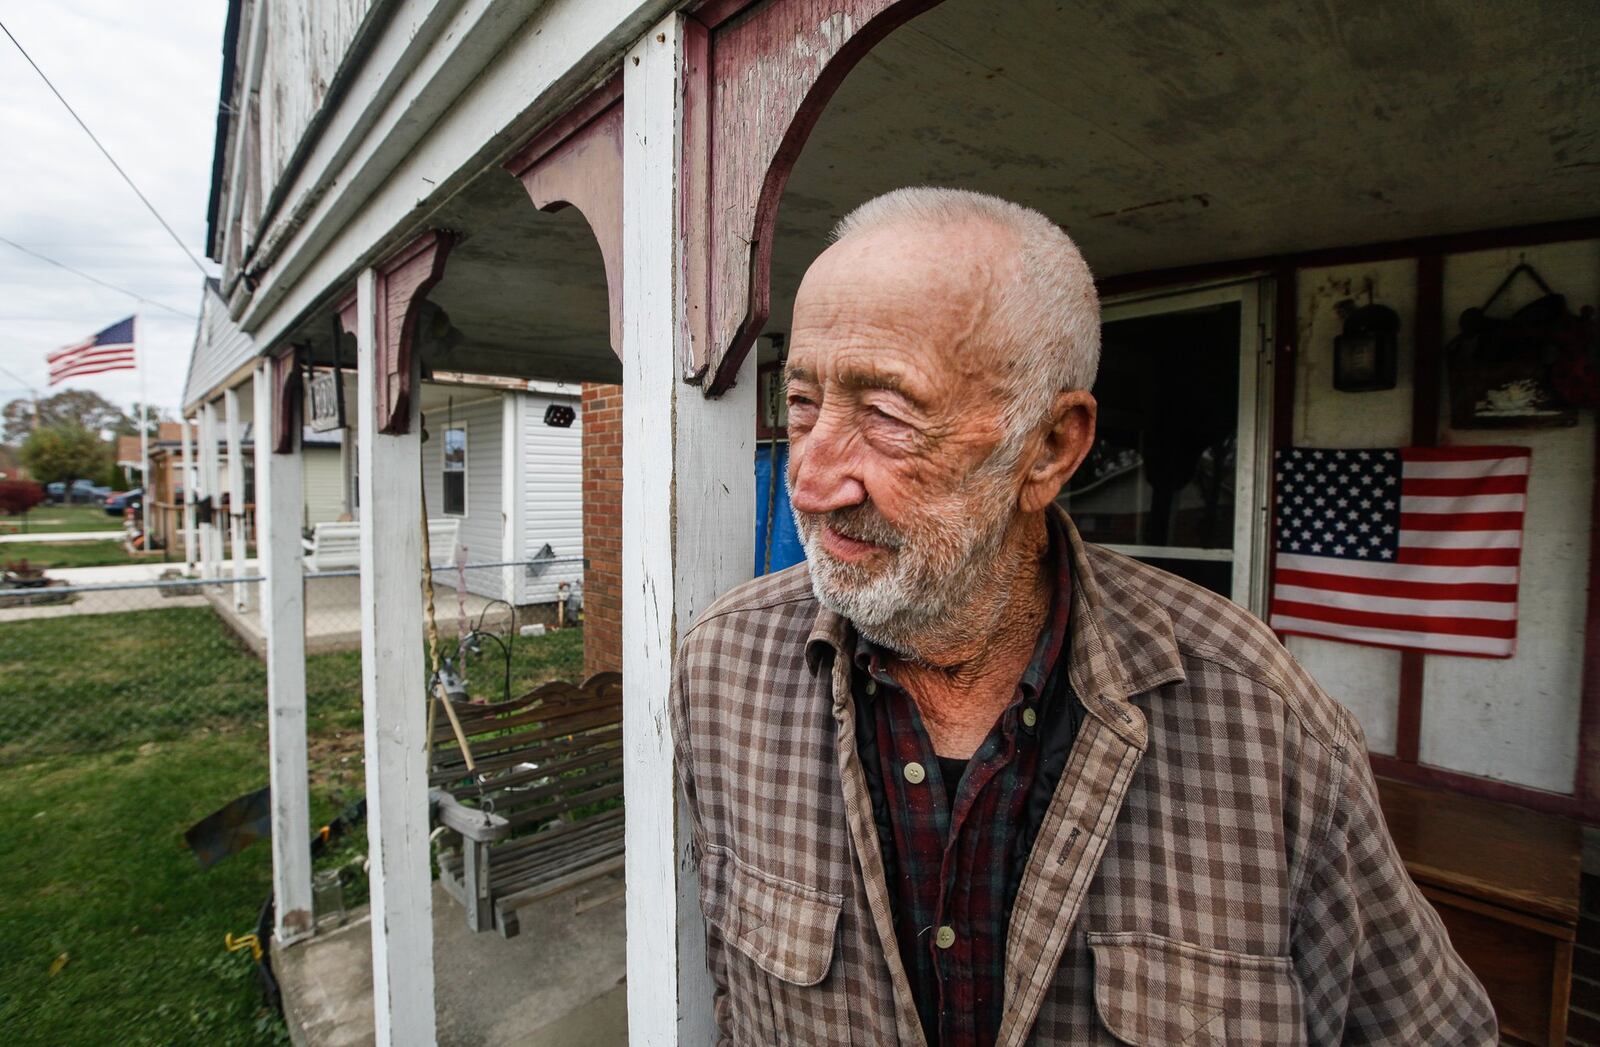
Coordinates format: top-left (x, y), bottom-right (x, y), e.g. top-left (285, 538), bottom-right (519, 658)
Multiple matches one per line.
top-left (0, 559), bottom-right (587, 765)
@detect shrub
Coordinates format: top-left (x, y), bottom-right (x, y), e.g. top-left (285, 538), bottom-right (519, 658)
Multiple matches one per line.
top-left (0, 480), bottom-right (45, 516)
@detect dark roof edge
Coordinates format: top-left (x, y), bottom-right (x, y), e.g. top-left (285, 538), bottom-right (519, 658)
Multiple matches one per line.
top-left (205, 0), bottom-right (244, 263)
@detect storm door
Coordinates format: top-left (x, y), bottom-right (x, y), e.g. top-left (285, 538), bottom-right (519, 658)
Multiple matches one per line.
top-left (1056, 281), bottom-right (1271, 612)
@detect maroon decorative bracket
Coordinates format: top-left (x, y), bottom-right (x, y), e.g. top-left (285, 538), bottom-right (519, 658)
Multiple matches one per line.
top-left (271, 345), bottom-right (304, 454)
top-left (335, 230), bottom-right (455, 435)
top-left (684, 0), bottom-right (939, 393)
top-left (504, 77), bottom-right (625, 357)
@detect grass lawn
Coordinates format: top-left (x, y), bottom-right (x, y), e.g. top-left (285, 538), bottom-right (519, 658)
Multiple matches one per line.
top-left (1, 504), bottom-right (117, 535)
top-left (0, 539), bottom-right (153, 570)
top-left (0, 609), bottom-right (584, 1045)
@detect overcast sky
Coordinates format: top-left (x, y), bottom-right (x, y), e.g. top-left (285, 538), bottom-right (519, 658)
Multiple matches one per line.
top-left (0, 1), bottom-right (224, 419)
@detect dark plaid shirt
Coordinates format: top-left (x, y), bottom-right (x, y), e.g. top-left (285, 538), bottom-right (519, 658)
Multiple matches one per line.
top-left (854, 515), bottom-right (1079, 1047)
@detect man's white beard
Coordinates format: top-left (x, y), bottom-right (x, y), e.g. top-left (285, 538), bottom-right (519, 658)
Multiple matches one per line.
top-left (789, 466), bottom-right (1016, 656)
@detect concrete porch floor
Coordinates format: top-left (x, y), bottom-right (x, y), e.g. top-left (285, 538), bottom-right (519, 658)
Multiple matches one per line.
top-left (210, 575), bottom-right (517, 656)
top-left (276, 879), bottom-right (627, 1046)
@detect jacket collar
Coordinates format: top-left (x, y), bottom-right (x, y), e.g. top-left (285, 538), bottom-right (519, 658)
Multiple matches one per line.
top-left (803, 506), bottom-right (1185, 742)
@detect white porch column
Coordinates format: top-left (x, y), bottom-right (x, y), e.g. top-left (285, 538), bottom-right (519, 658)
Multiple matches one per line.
top-left (181, 417), bottom-right (196, 571)
top-left (200, 400), bottom-right (221, 580)
top-left (355, 267), bottom-right (435, 1047)
top-left (224, 383), bottom-right (249, 611)
top-left (500, 394), bottom-right (520, 604)
top-left (623, 17), bottom-right (756, 1046)
top-left (254, 360), bottom-right (313, 942)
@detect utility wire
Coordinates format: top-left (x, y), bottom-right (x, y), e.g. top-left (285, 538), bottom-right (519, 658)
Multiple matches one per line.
top-left (0, 18), bottom-right (211, 278)
top-left (0, 235), bottom-right (198, 320)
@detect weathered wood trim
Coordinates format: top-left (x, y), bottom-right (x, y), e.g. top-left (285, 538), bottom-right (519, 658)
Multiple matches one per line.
top-left (1371, 755), bottom-right (1595, 825)
top-left (1395, 254), bottom-right (1445, 767)
top-left (690, 0), bottom-right (762, 29)
top-left (1264, 267), bottom-right (1296, 642)
top-left (623, 14), bottom-right (757, 1044)
top-left (336, 287), bottom-right (360, 337)
top-left (1094, 215), bottom-right (1600, 300)
top-left (700, 0), bottom-right (941, 393)
top-left (355, 265), bottom-right (437, 1045)
top-left (254, 360), bottom-right (313, 944)
top-left (678, 15), bottom-right (711, 380)
top-left (271, 346), bottom-right (304, 454)
top-left (505, 88), bottom-right (626, 356)
top-left (371, 230), bottom-right (455, 435)
top-left (1575, 420), bottom-right (1600, 815)
top-left (503, 75), bottom-right (623, 175)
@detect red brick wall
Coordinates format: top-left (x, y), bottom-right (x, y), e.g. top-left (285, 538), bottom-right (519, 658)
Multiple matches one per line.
top-left (582, 383), bottom-right (623, 676)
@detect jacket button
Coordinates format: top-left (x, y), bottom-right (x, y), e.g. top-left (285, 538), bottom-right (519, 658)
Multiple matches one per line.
top-left (865, 679), bottom-right (878, 696)
top-left (903, 761), bottom-right (926, 785)
top-left (935, 925), bottom-right (956, 949)
top-left (1021, 707), bottom-right (1038, 729)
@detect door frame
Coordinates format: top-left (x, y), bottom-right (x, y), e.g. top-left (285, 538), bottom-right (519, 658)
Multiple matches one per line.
top-left (1096, 278), bottom-right (1274, 613)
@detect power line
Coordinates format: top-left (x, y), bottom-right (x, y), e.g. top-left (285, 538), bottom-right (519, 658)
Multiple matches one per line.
top-left (0, 235), bottom-right (198, 320)
top-left (0, 17), bottom-right (211, 278)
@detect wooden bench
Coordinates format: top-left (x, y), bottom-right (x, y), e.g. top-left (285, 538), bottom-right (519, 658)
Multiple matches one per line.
top-left (428, 672), bottom-right (623, 937)
top-left (1377, 777), bottom-right (1582, 1045)
top-left (303, 518), bottom-right (461, 571)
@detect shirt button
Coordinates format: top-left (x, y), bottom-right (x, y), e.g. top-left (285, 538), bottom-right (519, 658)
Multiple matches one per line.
top-left (1021, 707), bottom-right (1038, 729)
top-left (903, 761), bottom-right (926, 785)
top-left (935, 925), bottom-right (956, 949)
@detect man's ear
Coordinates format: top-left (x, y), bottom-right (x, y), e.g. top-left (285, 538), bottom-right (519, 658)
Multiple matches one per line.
top-left (1018, 390), bottom-right (1097, 514)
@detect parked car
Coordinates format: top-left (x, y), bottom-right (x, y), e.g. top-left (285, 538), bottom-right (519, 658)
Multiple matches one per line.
top-left (46, 480), bottom-right (111, 504)
top-left (105, 488), bottom-right (143, 515)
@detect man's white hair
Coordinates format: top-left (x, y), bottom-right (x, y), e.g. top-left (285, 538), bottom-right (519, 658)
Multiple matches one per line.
top-left (830, 187), bottom-right (1100, 463)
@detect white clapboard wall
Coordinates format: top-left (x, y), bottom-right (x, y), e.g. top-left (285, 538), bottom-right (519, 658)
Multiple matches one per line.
top-left (514, 392), bottom-right (584, 607)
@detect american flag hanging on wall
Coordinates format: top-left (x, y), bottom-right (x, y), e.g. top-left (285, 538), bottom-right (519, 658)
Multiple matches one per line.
top-left (1269, 446), bottom-right (1530, 658)
top-left (47, 316), bottom-right (136, 385)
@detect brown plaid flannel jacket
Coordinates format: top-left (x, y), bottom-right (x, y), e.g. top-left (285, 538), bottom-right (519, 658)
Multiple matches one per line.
top-left (671, 512), bottom-right (1497, 1045)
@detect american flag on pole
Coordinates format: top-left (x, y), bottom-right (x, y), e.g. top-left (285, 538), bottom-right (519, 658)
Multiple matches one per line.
top-left (47, 316), bottom-right (136, 385)
top-left (1269, 446), bottom-right (1530, 658)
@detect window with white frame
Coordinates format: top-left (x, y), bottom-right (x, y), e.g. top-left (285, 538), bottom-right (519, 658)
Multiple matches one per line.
top-left (443, 427), bottom-right (467, 517)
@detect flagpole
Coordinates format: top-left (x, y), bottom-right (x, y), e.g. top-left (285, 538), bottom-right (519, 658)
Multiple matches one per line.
top-left (136, 315), bottom-right (149, 540)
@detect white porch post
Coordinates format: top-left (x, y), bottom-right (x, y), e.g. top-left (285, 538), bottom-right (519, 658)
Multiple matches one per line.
top-left (623, 16), bottom-right (756, 1046)
top-left (355, 267), bottom-right (436, 1047)
top-left (200, 400), bottom-right (221, 580)
top-left (254, 360), bottom-right (313, 942)
top-left (501, 394), bottom-right (520, 604)
top-left (224, 383), bottom-right (249, 611)
top-left (181, 417), bottom-right (196, 571)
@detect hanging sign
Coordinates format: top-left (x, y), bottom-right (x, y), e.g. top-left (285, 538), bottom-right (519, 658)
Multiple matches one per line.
top-left (308, 370), bottom-right (346, 432)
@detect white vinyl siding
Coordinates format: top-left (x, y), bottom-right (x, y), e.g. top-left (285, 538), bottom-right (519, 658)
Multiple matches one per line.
top-left (421, 397), bottom-right (503, 593)
top-left (517, 394), bottom-right (584, 606)
top-left (301, 446), bottom-right (346, 526)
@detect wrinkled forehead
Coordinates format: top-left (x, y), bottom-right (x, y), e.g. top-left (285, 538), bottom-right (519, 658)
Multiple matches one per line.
top-left (787, 221), bottom-right (1018, 392)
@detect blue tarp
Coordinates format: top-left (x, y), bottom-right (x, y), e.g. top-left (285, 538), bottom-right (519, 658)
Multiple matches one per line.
top-left (754, 442), bottom-right (805, 576)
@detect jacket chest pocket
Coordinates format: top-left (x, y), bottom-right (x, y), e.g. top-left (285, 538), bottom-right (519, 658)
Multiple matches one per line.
top-left (700, 848), bottom-right (854, 1046)
top-left (1087, 931), bottom-right (1306, 1046)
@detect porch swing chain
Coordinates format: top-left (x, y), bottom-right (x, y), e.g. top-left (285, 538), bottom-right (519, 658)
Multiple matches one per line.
top-left (420, 433), bottom-right (477, 775)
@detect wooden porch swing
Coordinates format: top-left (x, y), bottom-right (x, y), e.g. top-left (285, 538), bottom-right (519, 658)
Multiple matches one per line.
top-left (414, 471), bottom-right (623, 938)
top-left (427, 672), bottom-right (624, 937)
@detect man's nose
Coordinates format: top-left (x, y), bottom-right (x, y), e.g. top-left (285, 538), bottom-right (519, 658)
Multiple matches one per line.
top-left (789, 417), bottom-right (867, 515)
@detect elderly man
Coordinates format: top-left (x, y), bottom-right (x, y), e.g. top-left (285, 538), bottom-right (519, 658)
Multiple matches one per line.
top-left (670, 188), bottom-right (1495, 1046)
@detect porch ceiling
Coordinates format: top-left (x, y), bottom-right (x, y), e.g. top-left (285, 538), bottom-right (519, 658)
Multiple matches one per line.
top-left (764, 0), bottom-right (1599, 336)
top-left (422, 171), bottom-right (619, 385)
top-left (286, 169), bottom-right (618, 385)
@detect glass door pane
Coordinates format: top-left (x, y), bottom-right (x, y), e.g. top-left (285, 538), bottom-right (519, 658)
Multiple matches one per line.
top-left (1057, 283), bottom-right (1267, 607)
